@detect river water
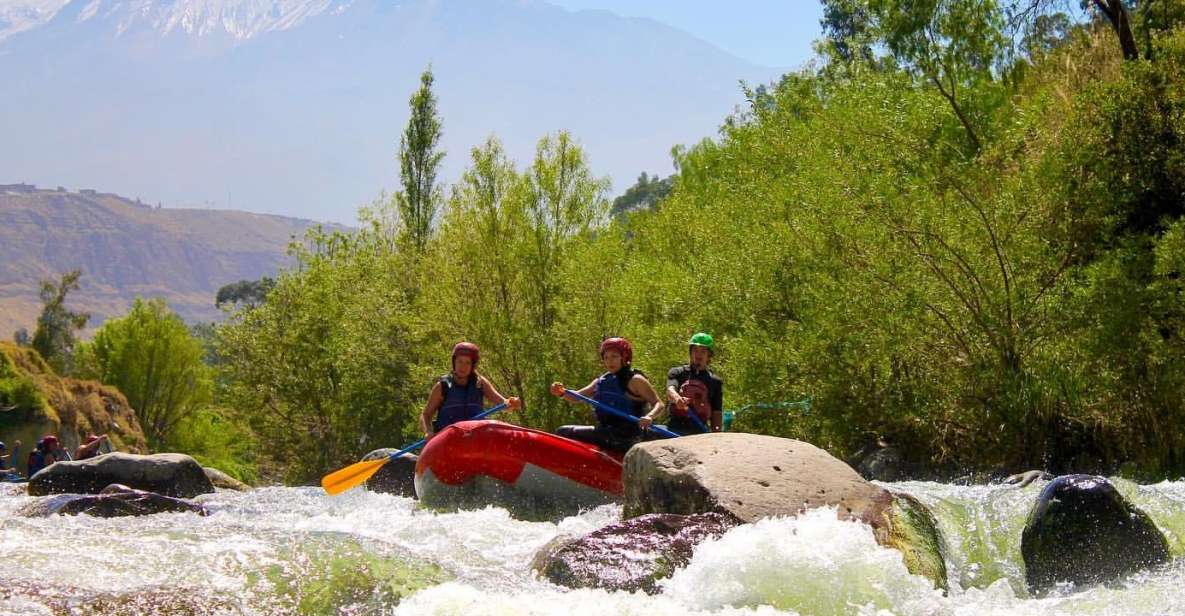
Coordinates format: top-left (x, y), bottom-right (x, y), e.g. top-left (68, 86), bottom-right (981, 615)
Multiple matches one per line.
top-left (0, 479), bottom-right (1183, 615)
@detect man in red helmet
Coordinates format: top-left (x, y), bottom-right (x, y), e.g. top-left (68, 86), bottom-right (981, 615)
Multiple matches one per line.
top-left (420, 342), bottom-right (520, 439)
top-left (27, 435), bottom-right (69, 477)
top-left (549, 337), bottom-right (663, 453)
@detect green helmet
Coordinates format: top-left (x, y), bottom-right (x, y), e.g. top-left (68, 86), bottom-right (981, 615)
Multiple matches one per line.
top-left (688, 332), bottom-right (714, 352)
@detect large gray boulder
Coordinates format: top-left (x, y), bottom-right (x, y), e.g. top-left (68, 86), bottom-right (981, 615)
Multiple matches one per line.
top-left (1022, 474), bottom-right (1170, 595)
top-left (624, 433), bottom-right (947, 589)
top-left (17, 483), bottom-right (210, 517)
top-left (625, 433), bottom-right (892, 524)
top-left (532, 512), bottom-right (738, 594)
top-left (27, 452), bottom-right (215, 498)
top-left (204, 466), bottom-right (251, 491)
top-left (362, 448), bottom-right (417, 497)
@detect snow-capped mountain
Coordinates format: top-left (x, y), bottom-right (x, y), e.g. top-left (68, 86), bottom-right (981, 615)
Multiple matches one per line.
top-left (0, 0), bottom-right (358, 41)
top-left (0, 0), bottom-right (784, 223)
top-left (0, 0), bottom-right (67, 40)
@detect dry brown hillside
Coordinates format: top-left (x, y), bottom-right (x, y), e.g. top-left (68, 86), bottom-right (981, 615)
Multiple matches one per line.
top-left (0, 184), bottom-right (342, 334)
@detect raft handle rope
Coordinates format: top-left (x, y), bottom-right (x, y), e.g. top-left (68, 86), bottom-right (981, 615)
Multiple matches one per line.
top-left (723, 398), bottom-right (812, 431)
top-left (727, 398), bottom-right (813, 416)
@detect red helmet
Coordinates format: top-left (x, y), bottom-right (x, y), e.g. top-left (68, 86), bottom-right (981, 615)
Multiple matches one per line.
top-left (42, 435), bottom-right (59, 448)
top-left (599, 337), bottom-right (633, 364)
top-left (452, 342), bottom-right (480, 366)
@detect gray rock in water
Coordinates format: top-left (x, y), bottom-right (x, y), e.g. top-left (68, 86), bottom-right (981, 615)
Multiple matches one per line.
top-left (362, 448), bottom-right (417, 497)
top-left (27, 452), bottom-right (215, 498)
top-left (204, 466), bottom-right (251, 491)
top-left (532, 512), bottom-right (738, 593)
top-left (623, 433), bottom-right (948, 590)
top-left (851, 444), bottom-right (907, 482)
top-left (624, 433), bottom-right (892, 525)
top-left (18, 483), bottom-right (209, 517)
top-left (1022, 474), bottom-right (1170, 595)
top-left (1005, 470), bottom-right (1053, 488)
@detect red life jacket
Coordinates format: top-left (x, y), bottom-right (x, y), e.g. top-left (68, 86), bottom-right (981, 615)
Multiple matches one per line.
top-left (674, 379), bottom-right (711, 422)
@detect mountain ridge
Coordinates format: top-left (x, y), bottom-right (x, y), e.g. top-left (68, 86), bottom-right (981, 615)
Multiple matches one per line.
top-left (0, 0), bottom-right (782, 223)
top-left (0, 183), bottom-right (342, 336)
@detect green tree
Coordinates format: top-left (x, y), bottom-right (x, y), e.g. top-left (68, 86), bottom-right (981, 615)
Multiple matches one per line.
top-left (215, 277), bottom-right (276, 309)
top-left (396, 68), bottom-right (445, 251)
top-left (610, 172), bottom-right (674, 218)
top-left (76, 298), bottom-right (212, 447)
top-left (31, 270), bottom-right (89, 374)
top-left (217, 227), bottom-right (424, 483)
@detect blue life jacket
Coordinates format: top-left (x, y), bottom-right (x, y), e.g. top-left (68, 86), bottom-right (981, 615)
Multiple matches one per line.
top-left (594, 367), bottom-right (647, 431)
top-left (434, 373), bottom-right (485, 432)
top-left (27, 450), bottom-right (47, 477)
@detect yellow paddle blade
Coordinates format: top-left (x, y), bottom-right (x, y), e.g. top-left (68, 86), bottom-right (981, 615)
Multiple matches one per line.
top-left (321, 457), bottom-right (390, 496)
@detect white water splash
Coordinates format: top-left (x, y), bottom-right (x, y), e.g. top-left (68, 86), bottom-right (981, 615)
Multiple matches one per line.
top-left (663, 509), bottom-right (945, 615)
top-left (0, 481), bottom-right (1183, 615)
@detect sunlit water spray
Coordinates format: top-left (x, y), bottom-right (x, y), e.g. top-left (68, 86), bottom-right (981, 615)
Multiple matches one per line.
top-left (0, 480), bottom-right (1182, 615)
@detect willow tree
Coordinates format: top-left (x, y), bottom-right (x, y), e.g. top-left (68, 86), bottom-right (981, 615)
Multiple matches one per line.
top-left (76, 298), bottom-right (210, 447)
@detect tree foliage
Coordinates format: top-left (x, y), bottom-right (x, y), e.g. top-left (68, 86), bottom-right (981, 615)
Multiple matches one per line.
top-left (76, 298), bottom-right (212, 448)
top-left (31, 270), bottom-right (89, 374)
top-left (215, 14), bottom-right (1185, 481)
top-left (610, 172), bottom-right (674, 218)
top-left (215, 277), bottom-right (275, 309)
top-left (395, 68), bottom-right (445, 251)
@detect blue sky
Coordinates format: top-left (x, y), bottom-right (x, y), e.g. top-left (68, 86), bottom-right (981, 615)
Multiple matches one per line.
top-left (547, 0), bottom-right (826, 68)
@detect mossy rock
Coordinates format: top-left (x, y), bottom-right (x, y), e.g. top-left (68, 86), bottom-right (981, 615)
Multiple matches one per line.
top-left (876, 491), bottom-right (949, 591)
top-left (260, 536), bottom-right (450, 614)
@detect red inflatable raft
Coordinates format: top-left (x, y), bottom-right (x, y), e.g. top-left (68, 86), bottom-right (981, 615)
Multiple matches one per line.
top-left (414, 420), bottom-right (623, 519)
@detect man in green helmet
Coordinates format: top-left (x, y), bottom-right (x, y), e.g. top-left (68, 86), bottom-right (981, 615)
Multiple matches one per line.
top-left (665, 332), bottom-right (724, 434)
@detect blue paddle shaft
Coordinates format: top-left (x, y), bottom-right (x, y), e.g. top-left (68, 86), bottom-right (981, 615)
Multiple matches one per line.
top-left (688, 412), bottom-right (710, 433)
top-left (563, 389), bottom-right (680, 439)
top-left (389, 401), bottom-right (510, 461)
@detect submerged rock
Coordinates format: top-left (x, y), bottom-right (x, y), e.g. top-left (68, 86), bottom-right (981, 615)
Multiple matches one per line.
top-left (1021, 474), bottom-right (1170, 595)
top-left (28, 452), bottom-right (215, 498)
top-left (532, 512), bottom-right (738, 593)
top-left (1005, 470), bottom-right (1053, 488)
top-left (623, 433), bottom-right (948, 589)
top-left (362, 448), bottom-right (417, 497)
top-left (18, 483), bottom-right (209, 517)
top-left (204, 466), bottom-right (251, 491)
top-left (849, 443), bottom-right (909, 482)
top-left (267, 534), bottom-right (451, 613)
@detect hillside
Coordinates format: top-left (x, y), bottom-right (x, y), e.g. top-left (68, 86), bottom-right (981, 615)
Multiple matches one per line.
top-left (0, 183), bottom-right (335, 335)
top-left (0, 340), bottom-right (148, 476)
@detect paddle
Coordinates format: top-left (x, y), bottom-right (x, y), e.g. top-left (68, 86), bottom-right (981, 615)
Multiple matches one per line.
top-left (687, 411), bottom-right (711, 434)
top-left (562, 389), bottom-right (681, 439)
top-left (321, 401), bottom-right (510, 496)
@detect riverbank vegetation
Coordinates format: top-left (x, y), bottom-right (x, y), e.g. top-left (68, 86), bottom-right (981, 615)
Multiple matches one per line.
top-left (210, 1), bottom-right (1185, 483)
top-left (18, 1), bottom-right (1185, 484)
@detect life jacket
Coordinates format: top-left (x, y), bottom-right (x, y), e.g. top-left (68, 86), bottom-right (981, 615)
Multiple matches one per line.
top-left (434, 373), bottom-right (484, 431)
top-left (27, 449), bottom-right (47, 477)
top-left (674, 378), bottom-right (712, 423)
top-left (594, 367), bottom-right (647, 430)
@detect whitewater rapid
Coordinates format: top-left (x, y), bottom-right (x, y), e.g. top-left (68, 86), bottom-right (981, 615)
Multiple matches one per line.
top-left (0, 480), bottom-right (1182, 615)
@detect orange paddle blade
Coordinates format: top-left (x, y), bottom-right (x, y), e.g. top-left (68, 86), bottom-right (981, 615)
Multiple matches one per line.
top-left (321, 457), bottom-right (390, 496)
